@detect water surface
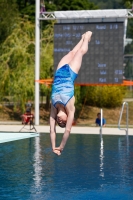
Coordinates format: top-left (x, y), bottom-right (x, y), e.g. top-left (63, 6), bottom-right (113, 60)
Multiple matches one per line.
top-left (0, 134), bottom-right (133, 200)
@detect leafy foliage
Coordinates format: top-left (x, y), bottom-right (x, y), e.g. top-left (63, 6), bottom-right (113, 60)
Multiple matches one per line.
top-left (15, 0), bottom-right (98, 22)
top-left (0, 0), bottom-right (18, 43)
top-left (0, 18), bottom-right (53, 111)
top-left (125, 41), bottom-right (133, 54)
top-left (76, 85), bottom-right (126, 108)
top-left (16, 0), bottom-right (35, 22)
top-left (126, 18), bottom-right (133, 39)
top-left (122, 0), bottom-right (133, 8)
top-left (40, 22), bottom-right (54, 108)
top-left (46, 0), bottom-right (98, 10)
top-left (0, 19), bottom-right (35, 111)
top-left (0, 0), bottom-right (132, 114)
top-left (124, 58), bottom-right (133, 79)
top-left (89, 0), bottom-right (124, 9)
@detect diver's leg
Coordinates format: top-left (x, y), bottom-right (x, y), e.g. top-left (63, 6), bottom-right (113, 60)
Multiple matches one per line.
top-left (69, 31), bottom-right (92, 74)
top-left (56, 34), bottom-right (85, 70)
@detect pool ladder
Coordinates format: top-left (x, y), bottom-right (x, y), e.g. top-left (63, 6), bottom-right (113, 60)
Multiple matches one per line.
top-left (118, 102), bottom-right (128, 135)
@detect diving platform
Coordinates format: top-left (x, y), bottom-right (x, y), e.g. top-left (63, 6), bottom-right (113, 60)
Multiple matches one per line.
top-left (0, 131), bottom-right (39, 144)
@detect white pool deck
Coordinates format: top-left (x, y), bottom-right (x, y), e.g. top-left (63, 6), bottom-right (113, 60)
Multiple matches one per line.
top-left (0, 124), bottom-right (132, 144)
top-left (0, 125), bottom-right (133, 135)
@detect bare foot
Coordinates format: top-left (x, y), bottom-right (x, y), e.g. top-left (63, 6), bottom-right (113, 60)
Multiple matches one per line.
top-left (82, 33), bottom-right (85, 39)
top-left (85, 31), bottom-right (92, 42)
top-left (53, 149), bottom-right (61, 156)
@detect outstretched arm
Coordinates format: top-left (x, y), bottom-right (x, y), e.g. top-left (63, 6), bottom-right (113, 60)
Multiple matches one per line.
top-left (59, 109), bottom-right (75, 151)
top-left (50, 105), bottom-right (57, 150)
top-left (55, 98), bottom-right (75, 152)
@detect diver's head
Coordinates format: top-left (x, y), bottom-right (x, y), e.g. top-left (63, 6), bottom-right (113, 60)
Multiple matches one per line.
top-left (56, 110), bottom-right (67, 128)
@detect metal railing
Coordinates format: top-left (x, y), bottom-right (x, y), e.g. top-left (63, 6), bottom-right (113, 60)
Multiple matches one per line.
top-left (99, 109), bottom-right (103, 135)
top-left (39, 10), bottom-right (133, 20)
top-left (118, 102), bottom-right (128, 135)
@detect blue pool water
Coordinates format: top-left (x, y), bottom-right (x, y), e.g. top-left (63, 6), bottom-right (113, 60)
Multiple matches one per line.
top-left (0, 134), bottom-right (133, 200)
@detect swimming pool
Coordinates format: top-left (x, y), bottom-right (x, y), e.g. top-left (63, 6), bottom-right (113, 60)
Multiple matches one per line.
top-left (0, 133), bottom-right (133, 200)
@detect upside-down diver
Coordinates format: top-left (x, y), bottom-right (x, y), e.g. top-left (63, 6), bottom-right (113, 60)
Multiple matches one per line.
top-left (50, 31), bottom-right (92, 155)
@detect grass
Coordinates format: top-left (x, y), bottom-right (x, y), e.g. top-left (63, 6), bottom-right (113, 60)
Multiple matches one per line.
top-left (75, 102), bottom-right (133, 126)
top-left (124, 89), bottom-right (133, 98)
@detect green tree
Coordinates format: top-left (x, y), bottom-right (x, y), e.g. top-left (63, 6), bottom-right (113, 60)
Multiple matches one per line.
top-left (40, 22), bottom-right (54, 109)
top-left (122, 0), bottom-right (133, 39)
top-left (15, 0), bottom-right (98, 22)
top-left (16, 0), bottom-right (35, 22)
top-left (126, 19), bottom-right (133, 38)
top-left (45, 0), bottom-right (98, 11)
top-left (122, 0), bottom-right (132, 8)
top-left (89, 0), bottom-right (124, 9)
top-left (123, 1), bottom-right (133, 58)
top-left (0, 18), bottom-right (53, 112)
top-left (124, 59), bottom-right (133, 79)
top-left (77, 85), bottom-right (126, 108)
top-left (125, 41), bottom-right (133, 54)
top-left (0, 0), bottom-right (18, 44)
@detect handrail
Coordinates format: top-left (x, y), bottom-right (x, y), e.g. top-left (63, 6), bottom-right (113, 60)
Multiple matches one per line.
top-left (118, 102), bottom-right (128, 135)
